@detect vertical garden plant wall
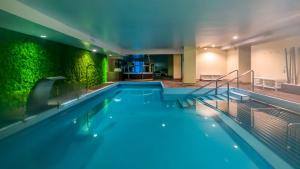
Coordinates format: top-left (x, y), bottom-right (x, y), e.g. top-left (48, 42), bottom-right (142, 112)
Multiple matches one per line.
top-left (0, 28), bottom-right (108, 123)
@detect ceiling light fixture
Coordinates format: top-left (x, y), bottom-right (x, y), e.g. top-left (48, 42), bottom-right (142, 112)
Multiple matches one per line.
top-left (92, 49), bottom-right (97, 53)
top-left (40, 35), bottom-right (47, 38)
top-left (204, 48), bottom-right (208, 50)
top-left (233, 36), bottom-right (239, 40)
top-left (211, 44), bottom-right (216, 48)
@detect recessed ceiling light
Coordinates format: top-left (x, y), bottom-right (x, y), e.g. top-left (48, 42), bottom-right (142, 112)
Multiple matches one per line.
top-left (92, 49), bottom-right (97, 52)
top-left (40, 35), bottom-right (47, 38)
top-left (211, 44), bottom-right (216, 48)
top-left (233, 36), bottom-right (239, 40)
top-left (204, 48), bottom-right (208, 50)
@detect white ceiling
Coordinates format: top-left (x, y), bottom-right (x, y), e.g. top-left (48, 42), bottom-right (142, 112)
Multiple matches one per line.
top-left (0, 10), bottom-right (110, 54)
top-left (4, 0), bottom-right (300, 54)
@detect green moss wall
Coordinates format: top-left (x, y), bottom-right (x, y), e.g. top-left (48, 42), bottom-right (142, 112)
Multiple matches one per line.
top-left (0, 28), bottom-right (108, 121)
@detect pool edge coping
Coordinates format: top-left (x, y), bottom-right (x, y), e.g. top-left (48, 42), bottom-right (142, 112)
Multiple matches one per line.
top-left (0, 81), bottom-right (165, 140)
top-left (0, 82), bottom-right (119, 140)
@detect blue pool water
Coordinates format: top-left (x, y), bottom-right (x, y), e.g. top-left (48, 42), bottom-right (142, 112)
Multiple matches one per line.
top-left (0, 84), bottom-right (272, 169)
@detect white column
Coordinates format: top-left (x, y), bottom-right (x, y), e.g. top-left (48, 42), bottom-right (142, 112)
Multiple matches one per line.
top-left (226, 46), bottom-right (252, 83)
top-left (173, 54), bottom-right (182, 79)
top-left (183, 47), bottom-right (196, 84)
top-left (238, 46), bottom-right (251, 83)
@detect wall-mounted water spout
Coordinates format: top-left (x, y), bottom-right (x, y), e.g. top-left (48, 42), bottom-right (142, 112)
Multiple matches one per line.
top-left (26, 76), bottom-right (66, 115)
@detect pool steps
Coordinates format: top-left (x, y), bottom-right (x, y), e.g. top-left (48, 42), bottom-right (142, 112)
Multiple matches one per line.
top-left (178, 90), bottom-right (249, 108)
top-left (178, 98), bottom-right (194, 108)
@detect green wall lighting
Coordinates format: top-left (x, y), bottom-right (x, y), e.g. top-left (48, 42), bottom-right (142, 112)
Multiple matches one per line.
top-left (40, 35), bottom-right (47, 38)
top-left (0, 28), bottom-right (108, 121)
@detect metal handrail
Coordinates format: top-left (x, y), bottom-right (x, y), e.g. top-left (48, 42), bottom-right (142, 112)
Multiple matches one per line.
top-left (199, 70), bottom-right (255, 97)
top-left (288, 123), bottom-right (300, 137)
top-left (288, 123), bottom-right (300, 129)
top-left (189, 70), bottom-right (239, 95)
top-left (224, 70), bottom-right (254, 86)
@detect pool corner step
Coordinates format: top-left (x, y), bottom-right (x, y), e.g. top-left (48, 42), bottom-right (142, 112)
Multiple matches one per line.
top-left (229, 91), bottom-right (250, 101)
top-left (178, 98), bottom-right (196, 108)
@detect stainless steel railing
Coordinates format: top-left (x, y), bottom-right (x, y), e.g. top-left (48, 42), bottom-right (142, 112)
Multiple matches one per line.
top-left (189, 70), bottom-right (239, 96)
top-left (198, 70), bottom-right (255, 97)
top-left (288, 123), bottom-right (300, 137)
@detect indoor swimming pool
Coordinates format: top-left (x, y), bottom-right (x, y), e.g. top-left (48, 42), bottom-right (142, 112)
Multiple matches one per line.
top-left (0, 83), bottom-right (297, 169)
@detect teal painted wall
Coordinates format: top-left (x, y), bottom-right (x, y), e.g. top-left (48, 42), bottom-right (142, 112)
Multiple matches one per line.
top-left (0, 28), bottom-right (108, 123)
